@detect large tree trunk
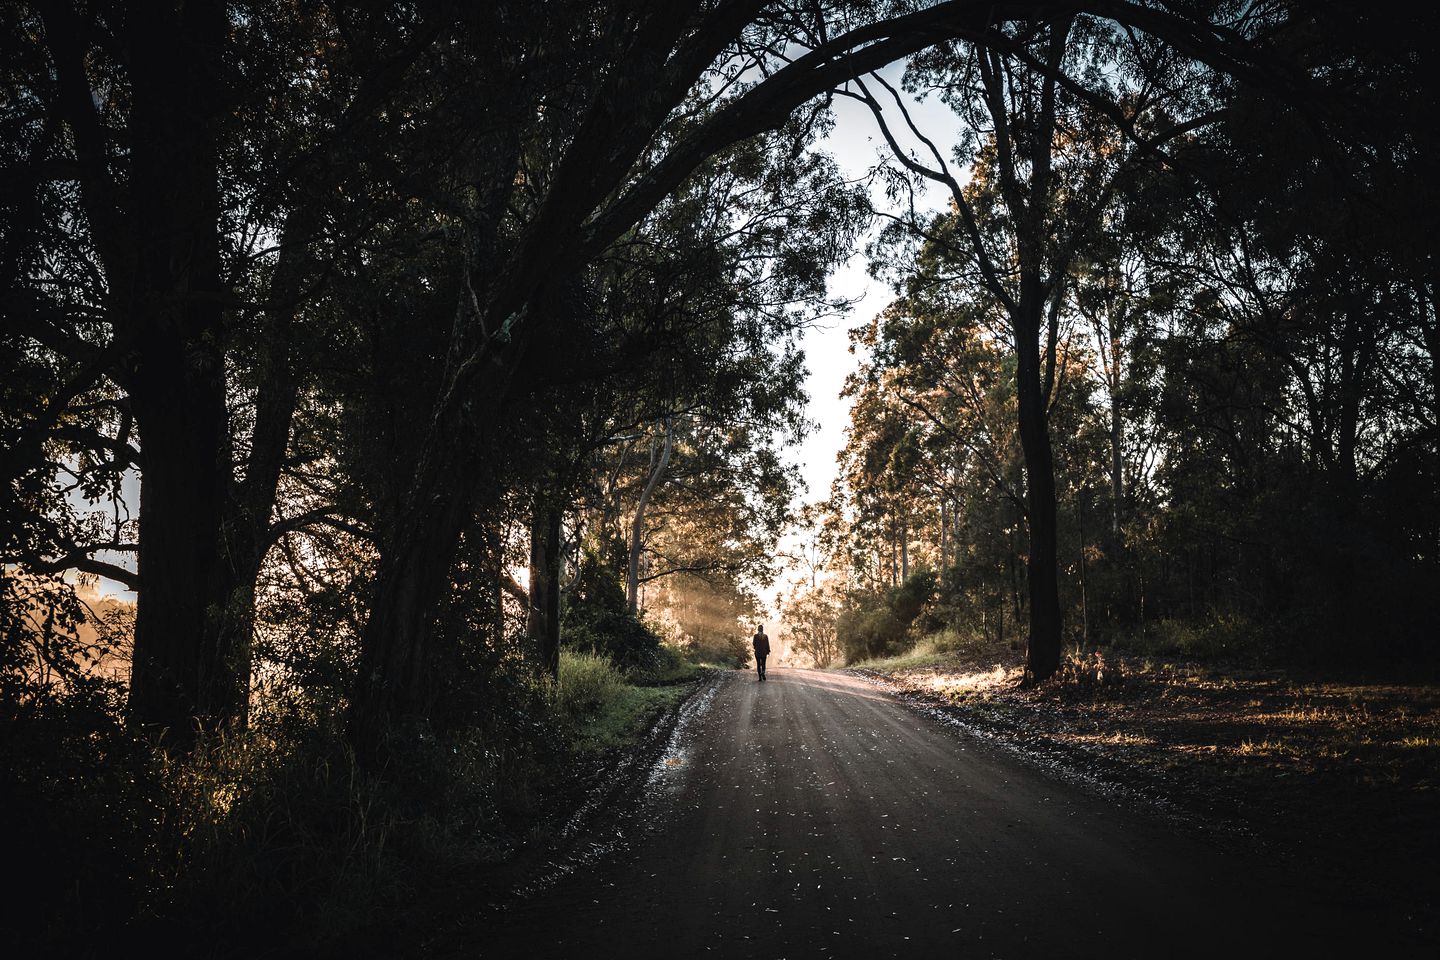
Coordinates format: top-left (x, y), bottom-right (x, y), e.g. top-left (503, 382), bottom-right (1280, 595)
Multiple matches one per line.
top-left (349, 465), bottom-right (475, 755)
top-left (1015, 310), bottom-right (1063, 683)
top-left (528, 499), bottom-right (562, 678)
top-left (349, 341), bottom-right (521, 756)
top-left (124, 1), bottom-right (233, 747)
top-left (129, 378), bottom-right (229, 742)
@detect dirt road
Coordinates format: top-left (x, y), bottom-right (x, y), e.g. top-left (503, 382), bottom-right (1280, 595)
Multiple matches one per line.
top-left (466, 668), bottom-right (1377, 958)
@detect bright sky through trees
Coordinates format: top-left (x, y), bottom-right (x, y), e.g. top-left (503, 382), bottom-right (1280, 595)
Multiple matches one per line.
top-left (773, 61), bottom-right (960, 610)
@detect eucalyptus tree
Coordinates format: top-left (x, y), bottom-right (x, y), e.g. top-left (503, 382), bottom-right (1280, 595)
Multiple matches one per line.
top-left (846, 13), bottom-right (1227, 679)
top-left (3, 0), bottom-right (1309, 743)
top-left (2, 2), bottom-right (452, 742)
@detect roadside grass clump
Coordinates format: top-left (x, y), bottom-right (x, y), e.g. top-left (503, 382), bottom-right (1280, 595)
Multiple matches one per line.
top-left (553, 650), bottom-right (627, 725)
top-left (551, 649), bottom-right (690, 754)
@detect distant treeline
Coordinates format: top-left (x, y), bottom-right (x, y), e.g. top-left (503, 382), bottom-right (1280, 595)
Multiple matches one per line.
top-left (795, 12), bottom-right (1437, 670)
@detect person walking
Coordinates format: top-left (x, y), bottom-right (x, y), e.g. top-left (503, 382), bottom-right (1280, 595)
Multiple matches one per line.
top-left (751, 624), bottom-right (770, 682)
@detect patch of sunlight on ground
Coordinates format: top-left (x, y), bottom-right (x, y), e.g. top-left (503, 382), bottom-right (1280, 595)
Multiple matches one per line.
top-left (922, 664), bottom-right (1013, 697)
top-left (1056, 730), bottom-right (1156, 749)
top-left (1235, 739), bottom-right (1292, 757)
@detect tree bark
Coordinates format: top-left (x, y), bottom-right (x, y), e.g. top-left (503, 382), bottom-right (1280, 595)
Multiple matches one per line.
top-left (121, 0), bottom-right (232, 746)
top-left (1016, 320), bottom-right (1064, 682)
top-left (993, 19), bottom-right (1069, 684)
top-left (348, 331), bottom-right (513, 756)
top-left (528, 498), bottom-right (562, 678)
top-left (349, 459), bottom-right (475, 755)
top-left (628, 416), bottom-right (673, 614)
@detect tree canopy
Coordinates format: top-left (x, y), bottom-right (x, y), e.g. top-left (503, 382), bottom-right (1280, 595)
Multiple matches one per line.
top-left (3, 2), bottom-right (1436, 949)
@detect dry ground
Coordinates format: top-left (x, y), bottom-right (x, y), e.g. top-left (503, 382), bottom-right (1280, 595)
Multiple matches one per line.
top-left (851, 642), bottom-right (1440, 936)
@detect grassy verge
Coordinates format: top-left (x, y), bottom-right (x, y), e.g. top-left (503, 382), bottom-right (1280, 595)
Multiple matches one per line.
top-left (7, 647), bottom-right (711, 959)
top-left (553, 649), bottom-right (699, 753)
top-left (848, 636), bottom-right (1440, 937)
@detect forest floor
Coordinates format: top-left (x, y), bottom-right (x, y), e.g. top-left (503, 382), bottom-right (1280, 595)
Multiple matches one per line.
top-left (850, 642), bottom-right (1440, 938)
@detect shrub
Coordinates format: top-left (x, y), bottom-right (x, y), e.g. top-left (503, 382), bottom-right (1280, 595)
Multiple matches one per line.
top-left (552, 650), bottom-right (627, 725)
top-left (681, 630), bottom-right (750, 669)
top-left (838, 569), bottom-right (938, 663)
top-left (1115, 613), bottom-right (1268, 662)
top-left (625, 643), bottom-right (695, 685)
top-left (1053, 648), bottom-right (1126, 689)
top-left (562, 551), bottom-right (661, 668)
top-left (911, 626), bottom-right (993, 657)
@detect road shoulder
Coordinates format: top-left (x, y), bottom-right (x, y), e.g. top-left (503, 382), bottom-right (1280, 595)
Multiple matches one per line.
top-left (848, 646), bottom-right (1439, 946)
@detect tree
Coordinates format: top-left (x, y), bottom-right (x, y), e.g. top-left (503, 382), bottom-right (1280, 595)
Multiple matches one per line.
top-left (781, 578), bottom-right (844, 667)
top-left (3, 0), bottom-right (1323, 745)
top-left (852, 15), bottom-right (1221, 679)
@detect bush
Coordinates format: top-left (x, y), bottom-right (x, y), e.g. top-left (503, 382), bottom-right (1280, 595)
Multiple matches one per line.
top-left (625, 643), bottom-right (695, 685)
top-left (154, 711), bottom-right (548, 956)
top-left (552, 650), bottom-right (627, 725)
top-left (1053, 648), bottom-right (1126, 689)
top-left (838, 569), bottom-right (938, 663)
top-left (838, 605), bottom-right (905, 662)
top-left (562, 551), bottom-right (661, 668)
top-left (680, 630), bottom-right (750, 669)
top-left (2, 697), bottom-right (161, 959)
top-left (911, 626), bottom-right (993, 657)
top-left (1114, 613), bottom-right (1268, 662)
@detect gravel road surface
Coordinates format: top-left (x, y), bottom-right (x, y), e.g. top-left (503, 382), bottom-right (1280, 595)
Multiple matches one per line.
top-left (472, 667), bottom-right (1364, 959)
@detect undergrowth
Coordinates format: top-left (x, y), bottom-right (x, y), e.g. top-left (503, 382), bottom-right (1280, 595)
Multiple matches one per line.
top-left (6, 646), bottom-right (703, 959)
top-left (846, 625), bottom-right (1006, 673)
top-left (554, 649), bottom-right (694, 753)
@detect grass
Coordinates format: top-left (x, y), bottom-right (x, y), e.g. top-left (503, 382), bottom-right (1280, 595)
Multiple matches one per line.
top-left (853, 635), bottom-right (1440, 796)
top-left (1109, 614), bottom-right (1271, 663)
top-left (7, 629), bottom-right (710, 960)
top-left (851, 627), bottom-right (1006, 674)
top-left (566, 682), bottom-right (689, 753)
top-left (849, 627), bottom-right (1017, 685)
top-left (553, 649), bottom-right (700, 753)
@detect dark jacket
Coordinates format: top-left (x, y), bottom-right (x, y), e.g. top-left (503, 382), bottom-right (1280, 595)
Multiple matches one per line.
top-left (752, 630), bottom-right (770, 656)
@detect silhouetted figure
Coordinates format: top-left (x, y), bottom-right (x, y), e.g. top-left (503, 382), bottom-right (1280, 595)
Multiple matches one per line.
top-left (752, 625), bottom-right (770, 681)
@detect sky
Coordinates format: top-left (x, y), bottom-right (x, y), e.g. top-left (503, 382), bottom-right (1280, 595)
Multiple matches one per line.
top-left (768, 62), bottom-right (963, 612)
